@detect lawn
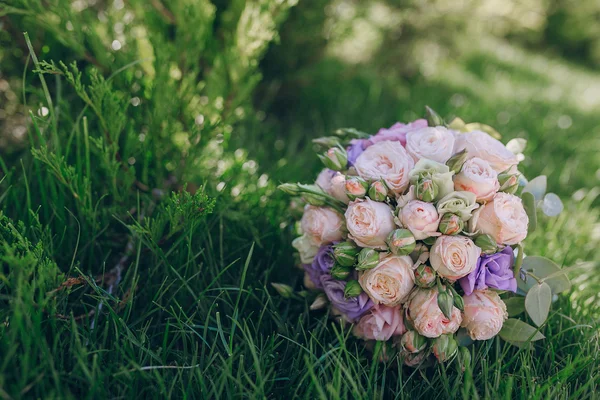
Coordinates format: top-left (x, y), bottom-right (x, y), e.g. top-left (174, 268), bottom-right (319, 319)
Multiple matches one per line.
top-left (0, 1), bottom-right (598, 398)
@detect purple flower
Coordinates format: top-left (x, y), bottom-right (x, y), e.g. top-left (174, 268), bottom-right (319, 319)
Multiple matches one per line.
top-left (367, 119), bottom-right (428, 148)
top-left (320, 275), bottom-right (374, 322)
top-left (346, 139), bottom-right (367, 166)
top-left (304, 244), bottom-right (335, 289)
top-left (459, 246), bottom-right (517, 295)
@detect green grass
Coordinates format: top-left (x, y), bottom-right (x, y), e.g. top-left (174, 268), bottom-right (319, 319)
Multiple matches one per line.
top-left (0, 2), bottom-right (599, 399)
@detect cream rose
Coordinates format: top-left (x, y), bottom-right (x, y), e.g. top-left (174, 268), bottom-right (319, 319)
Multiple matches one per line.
top-left (405, 126), bottom-right (457, 164)
top-left (301, 205), bottom-right (344, 246)
top-left (353, 304), bottom-right (406, 341)
top-left (406, 288), bottom-right (462, 338)
top-left (430, 235), bottom-right (481, 280)
top-left (345, 198), bottom-right (395, 249)
top-left (398, 200), bottom-right (441, 240)
top-left (461, 290), bottom-right (508, 340)
top-left (359, 255), bottom-right (415, 306)
top-left (354, 141), bottom-right (414, 194)
top-left (454, 157), bottom-right (500, 202)
top-left (472, 192), bottom-right (528, 245)
top-left (456, 130), bottom-right (519, 172)
top-left (292, 234), bottom-right (320, 264)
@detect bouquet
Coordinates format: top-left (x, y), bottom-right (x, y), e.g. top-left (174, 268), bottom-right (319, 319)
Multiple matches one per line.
top-left (276, 107), bottom-right (569, 366)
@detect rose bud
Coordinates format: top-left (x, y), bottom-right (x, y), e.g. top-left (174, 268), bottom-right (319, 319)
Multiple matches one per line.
top-left (475, 234), bottom-right (498, 255)
top-left (344, 280), bottom-right (363, 298)
top-left (278, 183), bottom-right (301, 195)
top-left (498, 172), bottom-right (519, 194)
top-left (387, 229), bottom-right (416, 256)
top-left (345, 176), bottom-right (369, 200)
top-left (432, 334), bottom-right (458, 362)
top-left (333, 241), bottom-right (360, 267)
top-left (319, 146), bottom-right (348, 171)
top-left (400, 331), bottom-right (428, 354)
top-left (309, 293), bottom-right (328, 310)
top-left (439, 213), bottom-right (464, 236)
top-left (368, 180), bottom-right (388, 201)
top-left (415, 177), bottom-right (438, 202)
top-left (356, 248), bottom-right (380, 270)
top-left (437, 289), bottom-right (454, 320)
top-left (448, 285), bottom-right (464, 311)
top-left (271, 283), bottom-right (294, 298)
top-left (330, 264), bottom-right (352, 280)
top-left (445, 149), bottom-right (468, 174)
top-left (403, 350), bottom-right (430, 368)
top-left (414, 264), bottom-right (437, 288)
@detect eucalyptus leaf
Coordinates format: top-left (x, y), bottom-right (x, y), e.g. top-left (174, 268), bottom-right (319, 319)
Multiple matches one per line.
top-left (456, 328), bottom-right (474, 347)
top-left (517, 256), bottom-right (572, 294)
top-left (503, 297), bottom-right (526, 317)
top-left (525, 282), bottom-right (552, 326)
top-left (541, 193), bottom-right (563, 217)
top-left (499, 318), bottom-right (545, 342)
top-left (522, 192), bottom-right (537, 234)
top-left (522, 175), bottom-right (547, 202)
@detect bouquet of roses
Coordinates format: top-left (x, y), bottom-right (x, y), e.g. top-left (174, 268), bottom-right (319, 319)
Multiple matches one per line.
top-left (276, 107), bottom-right (569, 366)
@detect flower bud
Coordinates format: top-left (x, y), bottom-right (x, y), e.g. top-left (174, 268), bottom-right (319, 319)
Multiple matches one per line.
top-left (415, 178), bottom-right (438, 202)
top-left (445, 149), bottom-right (468, 174)
top-left (309, 293), bottom-right (328, 310)
top-left (448, 285), bottom-right (464, 311)
top-left (498, 172), bottom-right (519, 194)
top-left (475, 234), bottom-right (497, 255)
top-left (400, 331), bottom-right (428, 354)
top-left (356, 248), bottom-right (380, 270)
top-left (432, 334), bottom-right (458, 362)
top-left (333, 241), bottom-right (360, 267)
top-left (386, 229), bottom-right (416, 256)
top-left (271, 283), bottom-right (294, 298)
top-left (330, 264), bottom-right (352, 280)
top-left (312, 136), bottom-right (342, 148)
top-left (344, 280), bottom-right (363, 298)
top-left (437, 289), bottom-right (454, 319)
top-left (345, 176), bottom-right (368, 200)
top-left (425, 105), bottom-right (445, 127)
top-left (319, 147), bottom-right (348, 171)
top-left (414, 264), bottom-right (437, 288)
top-left (302, 192), bottom-right (327, 207)
top-left (458, 346), bottom-right (472, 372)
top-left (368, 180), bottom-right (388, 201)
top-left (439, 213), bottom-right (464, 236)
top-left (278, 183), bottom-right (301, 195)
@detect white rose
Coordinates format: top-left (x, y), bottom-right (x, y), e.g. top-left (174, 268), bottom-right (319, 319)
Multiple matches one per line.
top-left (405, 126), bottom-right (457, 164)
top-left (292, 234), bottom-right (320, 264)
top-left (354, 141), bottom-right (414, 194)
top-left (461, 290), bottom-right (508, 340)
top-left (430, 235), bottom-right (481, 280)
top-left (398, 200), bottom-right (441, 240)
top-left (359, 255), bottom-right (415, 306)
top-left (345, 198), bottom-right (395, 249)
top-left (456, 130), bottom-right (518, 172)
top-left (472, 192), bottom-right (528, 245)
top-left (406, 288), bottom-right (462, 338)
top-left (454, 157), bottom-right (500, 202)
top-left (300, 205), bottom-right (344, 246)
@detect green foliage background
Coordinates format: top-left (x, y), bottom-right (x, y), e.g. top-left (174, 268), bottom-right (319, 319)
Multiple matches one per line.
top-left (0, 0), bottom-right (598, 398)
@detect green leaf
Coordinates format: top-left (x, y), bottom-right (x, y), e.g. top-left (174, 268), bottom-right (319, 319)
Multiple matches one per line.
top-left (456, 328), bottom-right (474, 347)
top-left (499, 318), bottom-right (545, 342)
top-left (522, 175), bottom-right (547, 202)
top-left (525, 282), bottom-right (552, 327)
top-left (522, 192), bottom-right (537, 234)
top-left (503, 297), bottom-right (526, 317)
top-left (517, 256), bottom-right (572, 294)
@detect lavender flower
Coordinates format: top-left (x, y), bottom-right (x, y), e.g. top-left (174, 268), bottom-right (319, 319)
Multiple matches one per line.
top-left (321, 275), bottom-right (374, 322)
top-left (304, 244), bottom-right (335, 289)
top-left (459, 246), bottom-right (517, 295)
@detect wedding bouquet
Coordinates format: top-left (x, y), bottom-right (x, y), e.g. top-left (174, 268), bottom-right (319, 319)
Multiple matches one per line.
top-left (277, 107), bottom-right (569, 367)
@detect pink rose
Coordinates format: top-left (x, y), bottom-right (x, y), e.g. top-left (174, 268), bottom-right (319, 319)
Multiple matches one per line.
top-left (354, 141), bottom-right (414, 194)
top-left (315, 169), bottom-right (334, 192)
top-left (455, 130), bottom-right (519, 173)
top-left (301, 205), bottom-right (344, 246)
top-left (398, 200), bottom-right (441, 240)
top-left (472, 192), bottom-right (528, 245)
top-left (406, 288), bottom-right (462, 338)
top-left (430, 236), bottom-right (481, 280)
top-left (345, 198), bottom-right (395, 249)
top-left (359, 255), bottom-right (415, 306)
top-left (315, 169), bottom-right (349, 204)
top-left (353, 304), bottom-right (407, 341)
top-left (454, 157), bottom-right (500, 202)
top-left (461, 290), bottom-right (508, 340)
top-left (367, 119), bottom-right (428, 147)
top-left (405, 126), bottom-right (457, 164)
